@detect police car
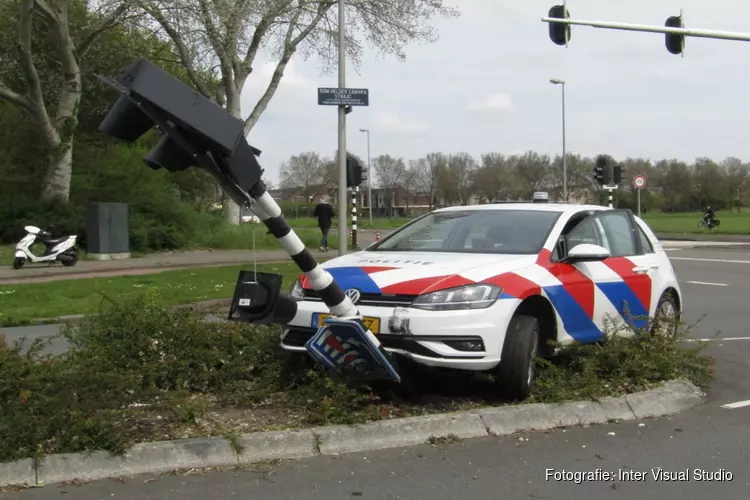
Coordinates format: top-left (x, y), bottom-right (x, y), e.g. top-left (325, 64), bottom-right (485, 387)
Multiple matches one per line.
top-left (281, 194), bottom-right (682, 399)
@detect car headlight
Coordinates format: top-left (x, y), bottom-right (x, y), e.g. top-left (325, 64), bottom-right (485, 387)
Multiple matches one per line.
top-left (290, 278), bottom-right (305, 301)
top-left (410, 284), bottom-right (502, 311)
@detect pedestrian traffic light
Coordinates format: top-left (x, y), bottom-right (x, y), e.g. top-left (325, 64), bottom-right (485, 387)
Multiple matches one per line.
top-left (613, 165), bottom-right (622, 184)
top-left (346, 153), bottom-right (364, 188)
top-left (665, 15), bottom-right (685, 55)
top-left (548, 5), bottom-right (571, 46)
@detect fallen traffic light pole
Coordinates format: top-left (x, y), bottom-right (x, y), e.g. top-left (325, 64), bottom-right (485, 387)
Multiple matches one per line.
top-left (97, 58), bottom-right (400, 383)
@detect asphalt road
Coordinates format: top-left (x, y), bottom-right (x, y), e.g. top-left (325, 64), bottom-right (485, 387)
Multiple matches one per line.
top-left (3, 245), bottom-right (750, 499)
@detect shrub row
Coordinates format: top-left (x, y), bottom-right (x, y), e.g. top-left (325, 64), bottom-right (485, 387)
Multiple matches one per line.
top-left (0, 292), bottom-right (714, 462)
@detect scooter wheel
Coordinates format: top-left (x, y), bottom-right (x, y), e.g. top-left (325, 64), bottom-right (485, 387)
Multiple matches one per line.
top-left (12, 257), bottom-right (25, 269)
top-left (61, 252), bottom-right (79, 267)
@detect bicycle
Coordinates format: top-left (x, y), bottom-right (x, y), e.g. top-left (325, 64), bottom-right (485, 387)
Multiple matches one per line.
top-left (697, 218), bottom-right (721, 230)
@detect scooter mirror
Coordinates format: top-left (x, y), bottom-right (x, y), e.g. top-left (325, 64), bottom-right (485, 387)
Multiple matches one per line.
top-left (228, 271), bottom-right (298, 325)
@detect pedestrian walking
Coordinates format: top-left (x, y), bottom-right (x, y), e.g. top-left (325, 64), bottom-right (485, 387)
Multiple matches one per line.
top-left (313, 195), bottom-right (334, 251)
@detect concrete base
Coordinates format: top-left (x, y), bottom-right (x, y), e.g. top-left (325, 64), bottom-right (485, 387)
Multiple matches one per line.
top-left (87, 252), bottom-right (131, 261)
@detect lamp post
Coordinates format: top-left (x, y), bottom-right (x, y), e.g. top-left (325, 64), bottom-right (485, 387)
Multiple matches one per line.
top-left (550, 78), bottom-right (567, 202)
top-left (359, 128), bottom-right (373, 225)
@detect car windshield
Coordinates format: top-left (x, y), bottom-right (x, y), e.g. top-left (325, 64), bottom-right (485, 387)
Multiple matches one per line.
top-left (369, 209), bottom-right (562, 254)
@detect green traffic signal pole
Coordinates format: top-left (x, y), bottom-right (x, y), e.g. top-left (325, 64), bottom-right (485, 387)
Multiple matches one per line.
top-left (542, 15), bottom-right (750, 43)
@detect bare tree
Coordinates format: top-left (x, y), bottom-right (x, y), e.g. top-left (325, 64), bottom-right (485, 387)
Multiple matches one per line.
top-left (372, 154), bottom-right (406, 188)
top-left (410, 152), bottom-right (443, 208)
top-left (279, 151), bottom-right (325, 200)
top-left (138, 0), bottom-right (459, 223)
top-left (0, 0), bottom-right (133, 201)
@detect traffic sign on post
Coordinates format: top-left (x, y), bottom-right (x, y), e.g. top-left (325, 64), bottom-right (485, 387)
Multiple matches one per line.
top-left (633, 174), bottom-right (647, 189)
top-left (633, 174), bottom-right (647, 218)
top-left (318, 88), bottom-right (370, 107)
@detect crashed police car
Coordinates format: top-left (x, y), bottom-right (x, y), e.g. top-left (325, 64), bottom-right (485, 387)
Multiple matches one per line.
top-left (281, 194), bottom-right (682, 399)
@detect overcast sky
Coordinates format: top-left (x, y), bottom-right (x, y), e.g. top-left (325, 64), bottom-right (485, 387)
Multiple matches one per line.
top-left (239, 0), bottom-right (750, 185)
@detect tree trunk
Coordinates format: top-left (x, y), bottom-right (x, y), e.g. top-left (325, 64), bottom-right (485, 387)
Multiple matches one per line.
top-left (223, 90), bottom-right (245, 225)
top-left (42, 137), bottom-right (73, 200)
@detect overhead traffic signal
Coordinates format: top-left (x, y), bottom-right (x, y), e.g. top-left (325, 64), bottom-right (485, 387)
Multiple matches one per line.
top-left (548, 5), bottom-right (571, 45)
top-left (665, 15), bottom-right (685, 55)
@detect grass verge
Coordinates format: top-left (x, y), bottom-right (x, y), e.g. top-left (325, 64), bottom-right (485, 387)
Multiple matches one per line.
top-left (0, 263), bottom-right (305, 327)
top-left (0, 293), bottom-right (714, 463)
top-left (643, 211), bottom-right (750, 234)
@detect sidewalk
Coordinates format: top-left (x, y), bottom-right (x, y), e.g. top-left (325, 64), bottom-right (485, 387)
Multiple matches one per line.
top-left (0, 248), bottom-right (334, 285)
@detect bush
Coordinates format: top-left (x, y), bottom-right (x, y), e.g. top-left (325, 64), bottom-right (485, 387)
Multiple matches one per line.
top-left (0, 294), bottom-right (714, 462)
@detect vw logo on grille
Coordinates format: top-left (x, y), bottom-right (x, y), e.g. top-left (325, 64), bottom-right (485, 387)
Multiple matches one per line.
top-left (345, 288), bottom-right (361, 304)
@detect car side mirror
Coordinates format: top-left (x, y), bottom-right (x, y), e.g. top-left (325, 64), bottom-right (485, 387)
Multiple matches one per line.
top-left (562, 243), bottom-right (610, 263)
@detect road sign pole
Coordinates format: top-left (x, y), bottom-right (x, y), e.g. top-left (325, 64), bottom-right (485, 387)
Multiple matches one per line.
top-left (337, 0), bottom-right (347, 256)
top-left (637, 188), bottom-right (641, 217)
top-left (351, 186), bottom-right (358, 248)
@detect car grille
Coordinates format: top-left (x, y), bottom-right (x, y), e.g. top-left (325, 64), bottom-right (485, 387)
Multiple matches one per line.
top-left (302, 289), bottom-right (415, 307)
top-left (281, 327), bottom-right (484, 360)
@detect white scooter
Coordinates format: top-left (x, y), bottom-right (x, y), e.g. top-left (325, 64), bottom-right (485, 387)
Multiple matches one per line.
top-left (13, 225), bottom-right (79, 269)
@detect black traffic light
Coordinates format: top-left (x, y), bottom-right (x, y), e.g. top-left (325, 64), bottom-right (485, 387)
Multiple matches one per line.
top-left (594, 155), bottom-right (612, 185)
top-left (97, 57), bottom-right (264, 204)
top-left (548, 5), bottom-right (571, 46)
top-left (665, 15), bottom-right (685, 55)
top-left (346, 153), bottom-right (364, 188)
top-left (613, 165), bottom-right (622, 184)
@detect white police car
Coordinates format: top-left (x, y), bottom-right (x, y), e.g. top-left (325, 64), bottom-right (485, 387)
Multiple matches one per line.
top-left (282, 198), bottom-right (682, 399)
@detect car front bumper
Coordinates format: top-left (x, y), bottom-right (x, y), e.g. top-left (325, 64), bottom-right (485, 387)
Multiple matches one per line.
top-left (280, 298), bottom-right (521, 371)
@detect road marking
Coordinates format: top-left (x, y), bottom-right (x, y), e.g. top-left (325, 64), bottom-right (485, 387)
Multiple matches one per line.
top-left (720, 400), bottom-right (750, 409)
top-left (685, 280), bottom-right (728, 287)
top-left (687, 336), bottom-right (750, 342)
top-left (671, 257), bottom-right (750, 264)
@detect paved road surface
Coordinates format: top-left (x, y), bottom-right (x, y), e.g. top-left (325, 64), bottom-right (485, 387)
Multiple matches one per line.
top-left (3, 245), bottom-right (750, 499)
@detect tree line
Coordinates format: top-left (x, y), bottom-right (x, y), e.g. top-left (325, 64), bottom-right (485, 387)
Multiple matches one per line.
top-left (279, 151), bottom-right (750, 212)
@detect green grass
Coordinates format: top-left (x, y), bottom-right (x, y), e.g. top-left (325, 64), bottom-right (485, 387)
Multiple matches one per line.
top-left (642, 211), bottom-right (750, 234)
top-left (0, 263), bottom-right (306, 326)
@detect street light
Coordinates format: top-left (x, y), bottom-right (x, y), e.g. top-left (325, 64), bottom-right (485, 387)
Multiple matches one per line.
top-left (550, 78), bottom-right (568, 202)
top-left (359, 128), bottom-right (373, 224)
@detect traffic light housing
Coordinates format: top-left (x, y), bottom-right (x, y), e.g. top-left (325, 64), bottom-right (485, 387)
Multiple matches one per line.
top-left (594, 155), bottom-right (612, 185)
top-left (613, 164), bottom-right (622, 184)
top-left (97, 57), bottom-right (264, 205)
top-left (548, 5), bottom-right (571, 46)
top-left (346, 153), bottom-right (365, 188)
top-left (665, 15), bottom-right (685, 55)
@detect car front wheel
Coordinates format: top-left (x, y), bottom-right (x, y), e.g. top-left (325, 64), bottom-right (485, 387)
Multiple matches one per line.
top-left (495, 314), bottom-right (540, 401)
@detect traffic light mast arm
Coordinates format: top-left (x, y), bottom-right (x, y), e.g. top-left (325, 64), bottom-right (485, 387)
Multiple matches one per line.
top-left (542, 16), bottom-right (750, 43)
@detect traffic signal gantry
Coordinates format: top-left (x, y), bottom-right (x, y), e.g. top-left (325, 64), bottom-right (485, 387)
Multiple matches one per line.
top-left (593, 155), bottom-right (622, 208)
top-left (544, 3), bottom-right (750, 55)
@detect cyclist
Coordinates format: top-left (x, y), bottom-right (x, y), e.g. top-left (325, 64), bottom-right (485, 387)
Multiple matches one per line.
top-left (702, 205), bottom-right (715, 227)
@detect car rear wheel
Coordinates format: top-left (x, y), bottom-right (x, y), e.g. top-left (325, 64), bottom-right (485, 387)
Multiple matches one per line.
top-left (495, 314), bottom-right (540, 401)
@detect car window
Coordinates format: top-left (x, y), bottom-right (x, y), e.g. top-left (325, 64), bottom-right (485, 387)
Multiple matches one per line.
top-left (565, 216), bottom-right (605, 249)
top-left (597, 211), bottom-right (637, 257)
top-left (371, 209), bottom-right (562, 254)
top-left (636, 225), bottom-right (654, 253)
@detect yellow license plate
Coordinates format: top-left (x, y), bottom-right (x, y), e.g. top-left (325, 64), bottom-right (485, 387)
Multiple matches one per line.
top-left (314, 313), bottom-right (381, 334)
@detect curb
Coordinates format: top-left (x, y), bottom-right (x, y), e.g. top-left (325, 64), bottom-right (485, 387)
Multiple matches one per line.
top-left (0, 379), bottom-right (706, 488)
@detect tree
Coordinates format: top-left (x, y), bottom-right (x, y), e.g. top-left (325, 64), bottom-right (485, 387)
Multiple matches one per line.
top-left (279, 151), bottom-right (325, 200)
top-left (139, 0), bottom-right (459, 224)
top-left (0, 0), bottom-right (133, 201)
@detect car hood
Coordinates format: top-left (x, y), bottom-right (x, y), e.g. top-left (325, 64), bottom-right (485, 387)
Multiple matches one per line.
top-left (303, 251), bottom-right (539, 296)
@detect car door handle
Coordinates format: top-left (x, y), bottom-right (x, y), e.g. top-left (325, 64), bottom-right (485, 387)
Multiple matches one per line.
top-left (632, 266), bottom-right (650, 274)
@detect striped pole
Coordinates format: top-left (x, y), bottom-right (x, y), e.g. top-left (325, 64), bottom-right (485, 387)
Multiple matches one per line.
top-left (351, 186), bottom-right (358, 248)
top-left (248, 181), bottom-right (359, 318)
